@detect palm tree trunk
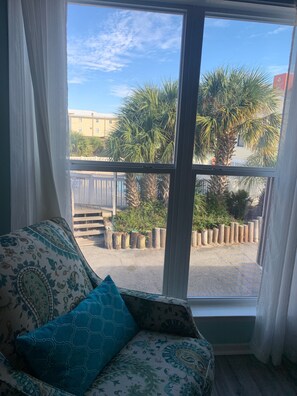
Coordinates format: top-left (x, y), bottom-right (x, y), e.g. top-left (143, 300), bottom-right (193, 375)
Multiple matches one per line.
top-left (208, 132), bottom-right (237, 196)
top-left (159, 174), bottom-right (170, 206)
top-left (125, 173), bottom-right (140, 208)
top-left (208, 175), bottom-right (229, 197)
top-left (142, 173), bottom-right (158, 202)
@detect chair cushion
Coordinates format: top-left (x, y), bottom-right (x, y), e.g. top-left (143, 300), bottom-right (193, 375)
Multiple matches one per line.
top-left (86, 330), bottom-right (214, 396)
top-left (0, 219), bottom-right (94, 363)
top-left (16, 275), bottom-right (139, 396)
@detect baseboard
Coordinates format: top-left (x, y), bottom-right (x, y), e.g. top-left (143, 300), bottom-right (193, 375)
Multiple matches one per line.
top-left (213, 343), bottom-right (252, 355)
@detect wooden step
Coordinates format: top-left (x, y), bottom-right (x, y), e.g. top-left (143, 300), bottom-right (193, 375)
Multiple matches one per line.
top-left (74, 229), bottom-right (105, 237)
top-left (73, 215), bottom-right (103, 222)
top-left (74, 208), bottom-right (103, 215)
top-left (73, 224), bottom-right (105, 230)
top-left (73, 219), bottom-right (104, 227)
top-left (73, 210), bottom-right (106, 238)
top-left (76, 236), bottom-right (104, 247)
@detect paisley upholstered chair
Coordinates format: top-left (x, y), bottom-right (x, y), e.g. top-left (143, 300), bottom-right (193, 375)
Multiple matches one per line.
top-left (0, 217), bottom-right (214, 395)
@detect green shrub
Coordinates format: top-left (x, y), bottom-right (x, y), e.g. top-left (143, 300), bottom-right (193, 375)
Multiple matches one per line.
top-left (70, 132), bottom-right (105, 157)
top-left (206, 192), bottom-right (229, 216)
top-left (192, 193), bottom-right (234, 231)
top-left (112, 201), bottom-right (167, 234)
top-left (88, 136), bottom-right (105, 156)
top-left (193, 194), bottom-right (207, 217)
top-left (226, 190), bottom-right (250, 220)
top-left (113, 193), bottom-right (236, 234)
top-left (192, 212), bottom-right (233, 232)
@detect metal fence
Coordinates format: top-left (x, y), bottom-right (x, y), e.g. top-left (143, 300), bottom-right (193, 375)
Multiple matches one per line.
top-left (71, 172), bottom-right (127, 211)
top-left (71, 172), bottom-right (261, 212)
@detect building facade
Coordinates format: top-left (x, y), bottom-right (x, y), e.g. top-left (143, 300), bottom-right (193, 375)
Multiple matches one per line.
top-left (68, 109), bottom-right (118, 138)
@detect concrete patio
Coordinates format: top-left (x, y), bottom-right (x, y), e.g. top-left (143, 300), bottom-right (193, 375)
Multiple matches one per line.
top-left (79, 242), bottom-right (261, 297)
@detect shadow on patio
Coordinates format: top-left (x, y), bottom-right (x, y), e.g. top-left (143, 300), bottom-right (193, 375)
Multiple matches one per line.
top-left (79, 242), bottom-right (261, 297)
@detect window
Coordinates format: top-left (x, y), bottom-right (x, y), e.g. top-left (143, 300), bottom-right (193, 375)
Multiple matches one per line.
top-left (68, 2), bottom-right (293, 301)
top-left (189, 175), bottom-right (268, 297)
top-left (237, 135), bottom-right (244, 148)
top-left (71, 171), bottom-right (169, 292)
top-left (188, 16), bottom-right (292, 299)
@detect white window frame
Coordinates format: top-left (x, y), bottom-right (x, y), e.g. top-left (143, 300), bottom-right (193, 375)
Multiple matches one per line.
top-left (69, 0), bottom-right (295, 312)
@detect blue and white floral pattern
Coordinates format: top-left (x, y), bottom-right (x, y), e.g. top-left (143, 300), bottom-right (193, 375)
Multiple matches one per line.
top-left (51, 217), bottom-right (103, 288)
top-left (0, 352), bottom-right (73, 396)
top-left (0, 219), bottom-right (93, 363)
top-left (86, 330), bottom-right (214, 396)
top-left (0, 218), bottom-right (214, 395)
top-left (120, 288), bottom-right (201, 338)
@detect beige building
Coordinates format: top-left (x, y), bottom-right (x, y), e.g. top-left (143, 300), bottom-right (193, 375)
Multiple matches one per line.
top-left (68, 109), bottom-right (118, 138)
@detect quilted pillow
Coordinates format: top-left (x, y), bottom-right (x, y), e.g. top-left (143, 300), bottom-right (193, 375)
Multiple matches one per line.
top-left (16, 275), bottom-right (139, 396)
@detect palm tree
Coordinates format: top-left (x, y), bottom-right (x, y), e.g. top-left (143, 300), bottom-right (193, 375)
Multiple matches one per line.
top-left (106, 82), bottom-right (178, 206)
top-left (158, 81), bottom-right (178, 205)
top-left (195, 68), bottom-right (281, 197)
top-left (107, 69), bottom-right (281, 206)
top-left (125, 173), bottom-right (141, 208)
top-left (70, 131), bottom-right (93, 157)
top-left (106, 116), bottom-right (143, 208)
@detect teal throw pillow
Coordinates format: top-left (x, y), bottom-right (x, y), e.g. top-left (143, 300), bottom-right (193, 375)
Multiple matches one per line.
top-left (16, 275), bottom-right (139, 396)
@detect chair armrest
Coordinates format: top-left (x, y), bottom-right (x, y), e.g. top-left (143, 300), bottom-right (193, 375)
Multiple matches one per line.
top-left (119, 288), bottom-right (202, 338)
top-left (0, 353), bottom-right (74, 396)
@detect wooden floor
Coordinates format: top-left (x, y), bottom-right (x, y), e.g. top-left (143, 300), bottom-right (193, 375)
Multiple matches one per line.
top-left (212, 355), bottom-right (297, 396)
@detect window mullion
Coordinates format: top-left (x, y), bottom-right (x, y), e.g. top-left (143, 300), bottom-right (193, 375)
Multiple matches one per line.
top-left (163, 6), bottom-right (205, 299)
top-left (70, 160), bottom-right (175, 174)
top-left (192, 164), bottom-right (276, 178)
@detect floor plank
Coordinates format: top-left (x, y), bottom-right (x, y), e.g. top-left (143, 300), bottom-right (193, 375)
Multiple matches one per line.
top-left (212, 355), bottom-right (297, 396)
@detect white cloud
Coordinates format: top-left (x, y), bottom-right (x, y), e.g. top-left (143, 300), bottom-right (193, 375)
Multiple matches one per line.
top-left (67, 10), bottom-right (182, 74)
top-left (249, 32), bottom-right (260, 39)
top-left (205, 18), bottom-right (230, 28)
top-left (250, 25), bottom-right (291, 39)
top-left (267, 26), bottom-right (291, 35)
top-left (267, 65), bottom-right (289, 76)
top-left (67, 75), bottom-right (86, 84)
top-left (110, 84), bottom-right (133, 98)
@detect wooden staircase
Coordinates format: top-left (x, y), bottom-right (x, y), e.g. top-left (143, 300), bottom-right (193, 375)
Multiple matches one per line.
top-left (73, 209), bottom-right (105, 245)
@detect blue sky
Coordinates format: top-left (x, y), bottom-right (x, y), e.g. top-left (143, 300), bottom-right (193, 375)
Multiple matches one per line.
top-left (67, 4), bottom-right (293, 114)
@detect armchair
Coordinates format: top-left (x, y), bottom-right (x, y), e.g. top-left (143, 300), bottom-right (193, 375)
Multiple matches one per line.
top-left (0, 217), bottom-right (214, 395)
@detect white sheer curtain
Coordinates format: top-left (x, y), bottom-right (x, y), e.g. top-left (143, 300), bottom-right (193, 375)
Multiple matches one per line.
top-left (251, 26), bottom-right (297, 365)
top-left (8, 0), bottom-right (71, 229)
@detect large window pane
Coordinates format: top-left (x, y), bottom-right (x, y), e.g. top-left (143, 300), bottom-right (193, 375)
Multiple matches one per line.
top-left (188, 175), bottom-right (268, 297)
top-left (67, 4), bottom-right (183, 164)
top-left (71, 171), bottom-right (169, 293)
top-left (193, 18), bottom-right (292, 167)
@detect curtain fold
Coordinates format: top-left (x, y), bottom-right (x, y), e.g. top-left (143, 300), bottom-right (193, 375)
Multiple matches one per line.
top-left (8, 0), bottom-right (71, 229)
top-left (251, 26), bottom-right (297, 365)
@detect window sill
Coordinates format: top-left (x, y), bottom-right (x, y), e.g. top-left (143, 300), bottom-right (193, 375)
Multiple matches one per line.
top-left (189, 297), bottom-right (257, 318)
